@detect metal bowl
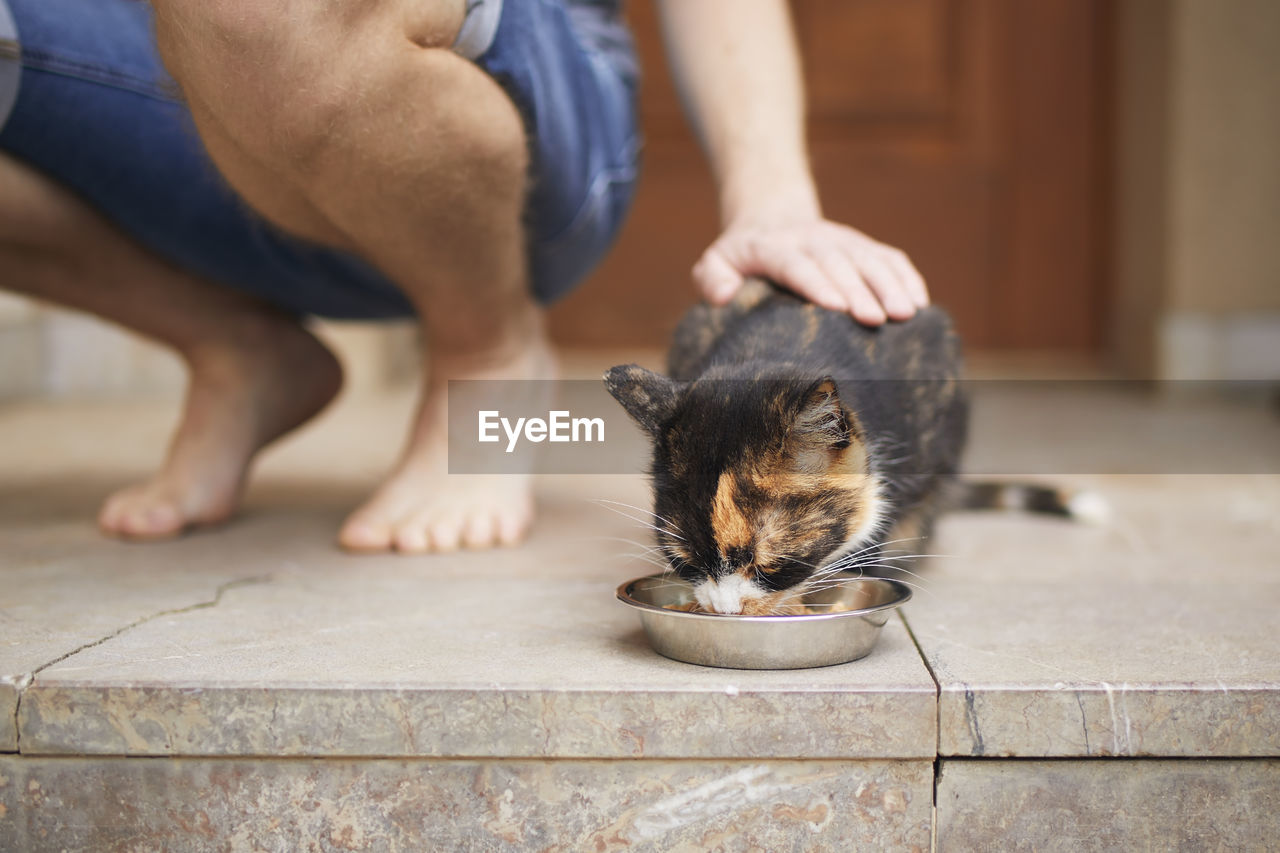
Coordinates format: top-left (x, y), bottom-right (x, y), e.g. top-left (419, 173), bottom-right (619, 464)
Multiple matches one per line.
top-left (616, 573), bottom-right (912, 670)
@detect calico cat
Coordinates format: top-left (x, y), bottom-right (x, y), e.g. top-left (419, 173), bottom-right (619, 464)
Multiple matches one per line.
top-left (604, 278), bottom-right (1090, 615)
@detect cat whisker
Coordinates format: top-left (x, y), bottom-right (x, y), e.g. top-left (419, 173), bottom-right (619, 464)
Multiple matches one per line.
top-left (603, 552), bottom-right (668, 567)
top-left (590, 499), bottom-right (686, 539)
top-left (853, 563), bottom-right (935, 584)
top-left (837, 553), bottom-right (953, 570)
top-left (831, 556), bottom-right (937, 574)
top-left (834, 536), bottom-right (929, 561)
top-left (589, 501), bottom-right (688, 542)
top-left (797, 574), bottom-right (936, 601)
top-left (775, 554), bottom-right (829, 571)
top-left (823, 563), bottom-right (937, 590)
top-left (765, 535), bottom-right (927, 573)
top-left (570, 535), bottom-right (668, 552)
top-left (825, 548), bottom-right (951, 572)
top-left (803, 561), bottom-right (937, 589)
top-left (870, 577), bottom-right (936, 599)
top-left (633, 574), bottom-right (689, 584)
top-left (617, 552), bottom-right (678, 569)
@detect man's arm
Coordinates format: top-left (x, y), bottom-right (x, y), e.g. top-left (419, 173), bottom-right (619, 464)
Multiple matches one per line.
top-left (655, 0), bottom-right (928, 324)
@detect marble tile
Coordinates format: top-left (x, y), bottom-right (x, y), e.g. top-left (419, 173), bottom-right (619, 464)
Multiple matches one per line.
top-left (0, 756), bottom-right (934, 852)
top-left (936, 759), bottom-right (1280, 851)
top-left (908, 474), bottom-right (1280, 757)
top-left (1, 396), bottom-right (934, 760)
top-left (0, 681), bottom-right (14, 752)
top-left (17, 568), bottom-right (935, 758)
top-left (7, 384), bottom-right (1280, 768)
top-left (0, 528), bottom-right (274, 676)
top-left (0, 507), bottom-right (269, 754)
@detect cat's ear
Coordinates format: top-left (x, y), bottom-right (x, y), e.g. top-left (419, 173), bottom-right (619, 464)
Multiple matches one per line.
top-left (794, 377), bottom-right (857, 450)
top-left (604, 365), bottom-right (685, 436)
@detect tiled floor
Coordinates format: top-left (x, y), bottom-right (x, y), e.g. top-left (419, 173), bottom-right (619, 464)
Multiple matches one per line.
top-left (1, 364), bottom-right (1278, 850)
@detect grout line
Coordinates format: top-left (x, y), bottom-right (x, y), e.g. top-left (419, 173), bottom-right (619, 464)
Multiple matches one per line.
top-left (2, 754), bottom-right (942, 765)
top-left (899, 610), bottom-right (943, 753)
top-left (5, 681), bottom-right (17, 755)
top-left (8, 752), bottom-right (1267, 765)
top-left (11, 575), bottom-right (271, 754)
top-left (899, 609), bottom-right (945, 842)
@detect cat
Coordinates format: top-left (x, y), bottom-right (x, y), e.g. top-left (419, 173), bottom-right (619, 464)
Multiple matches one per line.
top-left (605, 278), bottom-right (1094, 615)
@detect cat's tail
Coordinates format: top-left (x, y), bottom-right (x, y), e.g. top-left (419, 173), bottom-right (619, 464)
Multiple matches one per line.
top-left (955, 481), bottom-right (1111, 525)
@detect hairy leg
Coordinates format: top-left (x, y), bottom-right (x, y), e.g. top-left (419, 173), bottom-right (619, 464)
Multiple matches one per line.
top-left (150, 0), bottom-right (552, 551)
top-left (0, 151), bottom-right (342, 537)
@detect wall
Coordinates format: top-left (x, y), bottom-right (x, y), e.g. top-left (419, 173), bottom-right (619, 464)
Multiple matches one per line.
top-left (1114, 0), bottom-right (1280, 379)
top-left (0, 299), bottom-right (416, 400)
top-left (3, 1), bottom-right (1278, 396)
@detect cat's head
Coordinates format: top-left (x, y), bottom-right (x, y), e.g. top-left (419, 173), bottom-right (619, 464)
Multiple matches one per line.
top-left (605, 365), bottom-right (884, 614)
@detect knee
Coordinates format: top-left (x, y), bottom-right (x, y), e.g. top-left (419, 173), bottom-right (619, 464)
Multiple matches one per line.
top-left (406, 54), bottom-right (531, 197)
top-left (154, 0), bottom-right (464, 74)
top-left (152, 1), bottom-right (298, 73)
top-left (153, 1), bottom-right (513, 179)
top-left (275, 50), bottom-right (527, 203)
top-left (152, 1), bottom-right (331, 141)
top-left (163, 0), bottom-right (463, 44)
top-left (290, 49), bottom-right (528, 196)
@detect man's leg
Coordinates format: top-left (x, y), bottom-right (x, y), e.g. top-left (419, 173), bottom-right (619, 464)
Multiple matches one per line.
top-left (149, 0), bottom-right (552, 551)
top-left (0, 150), bottom-right (343, 537)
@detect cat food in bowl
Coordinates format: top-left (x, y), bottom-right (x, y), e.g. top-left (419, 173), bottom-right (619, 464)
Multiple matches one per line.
top-left (616, 572), bottom-right (911, 669)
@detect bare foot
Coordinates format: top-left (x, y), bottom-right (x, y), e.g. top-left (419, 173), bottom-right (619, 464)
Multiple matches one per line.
top-left (98, 316), bottom-right (342, 539)
top-left (337, 333), bottom-right (556, 553)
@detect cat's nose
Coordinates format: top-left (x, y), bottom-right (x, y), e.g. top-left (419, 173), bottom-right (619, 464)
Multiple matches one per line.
top-left (704, 584), bottom-right (743, 614)
top-left (694, 574), bottom-right (757, 614)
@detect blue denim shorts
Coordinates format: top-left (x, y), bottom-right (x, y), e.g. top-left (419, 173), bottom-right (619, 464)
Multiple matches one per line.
top-left (0, 0), bottom-right (640, 319)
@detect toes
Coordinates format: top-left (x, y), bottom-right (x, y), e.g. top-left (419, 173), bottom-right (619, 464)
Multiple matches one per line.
top-left (98, 489), bottom-right (186, 540)
top-left (391, 524), bottom-right (429, 554)
top-left (338, 517), bottom-right (395, 552)
top-left (388, 507), bottom-right (528, 553)
top-left (97, 493), bottom-right (128, 534)
top-left (344, 475), bottom-right (535, 554)
top-left (426, 514), bottom-right (464, 553)
top-left (132, 502), bottom-right (184, 538)
top-left (495, 504), bottom-right (532, 547)
top-left (461, 512), bottom-right (495, 550)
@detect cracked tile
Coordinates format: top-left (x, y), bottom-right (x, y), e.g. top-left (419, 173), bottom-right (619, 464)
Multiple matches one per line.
top-left (0, 519), bottom-right (272, 750)
top-left (18, 566), bottom-right (934, 758)
top-left (2, 396), bottom-right (934, 760)
top-left (0, 680), bottom-right (15, 752)
top-left (908, 474), bottom-right (1280, 757)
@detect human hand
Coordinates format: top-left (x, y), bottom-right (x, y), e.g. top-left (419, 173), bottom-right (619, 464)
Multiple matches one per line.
top-left (692, 207), bottom-right (930, 326)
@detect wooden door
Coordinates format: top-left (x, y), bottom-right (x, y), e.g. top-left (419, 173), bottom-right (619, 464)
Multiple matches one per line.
top-left (548, 0), bottom-right (1111, 353)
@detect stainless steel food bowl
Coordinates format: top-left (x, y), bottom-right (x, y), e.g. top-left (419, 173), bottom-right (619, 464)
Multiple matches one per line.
top-left (616, 573), bottom-right (912, 669)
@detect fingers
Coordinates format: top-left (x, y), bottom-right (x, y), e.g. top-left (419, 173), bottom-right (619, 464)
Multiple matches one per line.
top-left (851, 250), bottom-right (915, 321)
top-left (775, 251), bottom-right (848, 314)
top-left (811, 249), bottom-right (883, 325)
top-left (692, 247), bottom-right (744, 304)
top-left (696, 219), bottom-right (932, 325)
top-left (883, 246), bottom-right (930, 309)
top-left (829, 226), bottom-right (928, 323)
